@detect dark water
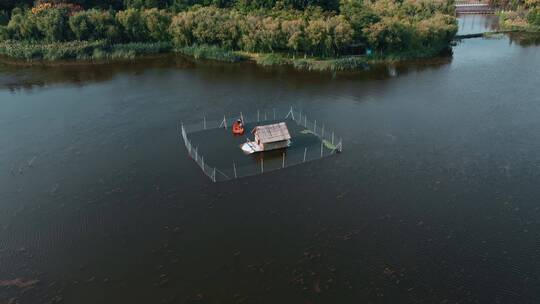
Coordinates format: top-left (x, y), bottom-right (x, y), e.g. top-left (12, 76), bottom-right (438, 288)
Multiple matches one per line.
top-left (1, 17), bottom-right (540, 304)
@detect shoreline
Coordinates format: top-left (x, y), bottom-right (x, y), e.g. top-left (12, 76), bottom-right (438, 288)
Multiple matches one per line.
top-left (4, 30), bottom-right (538, 71)
top-left (0, 41), bottom-right (455, 72)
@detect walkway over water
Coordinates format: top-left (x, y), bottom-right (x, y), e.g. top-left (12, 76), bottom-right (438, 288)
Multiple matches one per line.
top-left (455, 1), bottom-right (495, 14)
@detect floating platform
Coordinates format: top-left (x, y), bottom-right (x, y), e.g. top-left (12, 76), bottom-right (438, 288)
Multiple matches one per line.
top-left (179, 107), bottom-right (342, 182)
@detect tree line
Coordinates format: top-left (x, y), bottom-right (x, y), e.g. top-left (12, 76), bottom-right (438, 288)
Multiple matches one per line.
top-left (0, 0), bottom-right (458, 58)
top-left (1, 0), bottom-right (342, 13)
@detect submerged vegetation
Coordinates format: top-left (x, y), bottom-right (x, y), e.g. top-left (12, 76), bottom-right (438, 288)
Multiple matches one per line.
top-left (0, 0), bottom-right (458, 70)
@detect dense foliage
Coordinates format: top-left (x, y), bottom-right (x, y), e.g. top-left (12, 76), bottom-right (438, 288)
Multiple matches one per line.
top-left (527, 7), bottom-right (540, 25)
top-left (496, 0), bottom-right (540, 29)
top-left (1, 0), bottom-right (340, 12)
top-left (0, 0), bottom-right (458, 62)
top-left (490, 0), bottom-right (539, 10)
top-left (0, 39), bottom-right (172, 60)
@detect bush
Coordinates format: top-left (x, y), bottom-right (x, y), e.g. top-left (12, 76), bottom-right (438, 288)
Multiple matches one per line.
top-left (0, 40), bottom-right (171, 61)
top-left (176, 44), bottom-right (246, 62)
top-left (527, 8), bottom-right (540, 26)
top-left (0, 40), bottom-right (106, 60)
top-left (0, 25), bottom-right (10, 40)
top-left (111, 41), bottom-right (172, 55)
top-left (255, 53), bottom-right (290, 66)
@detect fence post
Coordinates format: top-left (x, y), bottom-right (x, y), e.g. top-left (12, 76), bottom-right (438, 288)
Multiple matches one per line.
top-left (264, 112), bottom-right (267, 121)
top-left (304, 116), bottom-right (307, 128)
top-left (233, 162), bottom-right (237, 178)
top-left (194, 146), bottom-right (198, 162)
top-left (282, 153), bottom-right (285, 168)
top-left (273, 108), bottom-right (276, 120)
top-left (303, 147), bottom-right (307, 162)
top-left (285, 106), bottom-right (295, 121)
top-left (257, 110), bottom-right (260, 122)
top-left (322, 125), bottom-right (325, 138)
top-left (320, 140), bottom-right (323, 157)
top-left (213, 168), bottom-right (216, 182)
top-left (314, 120), bottom-right (317, 134)
top-left (261, 157), bottom-right (264, 173)
top-left (201, 156), bottom-right (204, 169)
top-left (203, 116), bottom-right (206, 130)
top-left (332, 132), bottom-right (334, 145)
top-left (219, 116), bottom-right (228, 130)
top-left (298, 112), bottom-right (302, 124)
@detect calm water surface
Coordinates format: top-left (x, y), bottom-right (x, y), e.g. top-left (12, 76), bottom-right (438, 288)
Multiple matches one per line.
top-left (1, 17), bottom-right (540, 304)
top-left (457, 14), bottom-right (499, 35)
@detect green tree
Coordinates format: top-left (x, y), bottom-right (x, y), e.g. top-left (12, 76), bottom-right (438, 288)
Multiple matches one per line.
top-left (330, 15), bottom-right (354, 53)
top-left (142, 8), bottom-right (171, 41)
top-left (339, 0), bottom-right (379, 43)
top-left (124, 0), bottom-right (170, 9)
top-left (364, 16), bottom-right (411, 52)
top-left (116, 8), bottom-right (147, 41)
top-left (7, 9), bottom-right (41, 40)
top-left (35, 7), bottom-right (71, 42)
top-left (305, 18), bottom-right (328, 55)
top-left (69, 9), bottom-right (120, 41)
top-left (281, 18), bottom-right (306, 53)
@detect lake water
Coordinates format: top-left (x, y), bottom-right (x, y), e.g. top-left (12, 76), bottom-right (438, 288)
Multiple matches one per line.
top-left (1, 16), bottom-right (540, 304)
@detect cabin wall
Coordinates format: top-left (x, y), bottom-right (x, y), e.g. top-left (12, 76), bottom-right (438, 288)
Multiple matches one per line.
top-left (262, 140), bottom-right (289, 151)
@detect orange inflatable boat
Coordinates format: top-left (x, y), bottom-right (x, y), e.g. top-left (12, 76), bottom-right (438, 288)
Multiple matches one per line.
top-left (232, 120), bottom-right (244, 135)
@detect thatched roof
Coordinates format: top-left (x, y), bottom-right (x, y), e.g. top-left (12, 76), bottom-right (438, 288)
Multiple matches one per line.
top-left (253, 122), bottom-right (291, 143)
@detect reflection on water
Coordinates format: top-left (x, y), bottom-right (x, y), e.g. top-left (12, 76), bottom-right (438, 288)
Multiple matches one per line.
top-left (458, 14), bottom-right (499, 35)
top-left (0, 55), bottom-right (196, 91)
top-left (508, 32), bottom-right (540, 46)
top-left (0, 54), bottom-right (455, 92)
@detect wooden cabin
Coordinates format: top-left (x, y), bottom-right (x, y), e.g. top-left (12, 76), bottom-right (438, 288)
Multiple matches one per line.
top-left (252, 122), bottom-right (291, 151)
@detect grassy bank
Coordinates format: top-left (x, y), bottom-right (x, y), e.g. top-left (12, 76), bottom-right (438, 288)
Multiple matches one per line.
top-left (176, 44), bottom-right (457, 71)
top-left (0, 40), bottom-right (172, 61)
top-left (235, 51), bottom-right (370, 71)
top-left (175, 45), bottom-right (246, 63)
top-left (0, 41), bottom-right (452, 71)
